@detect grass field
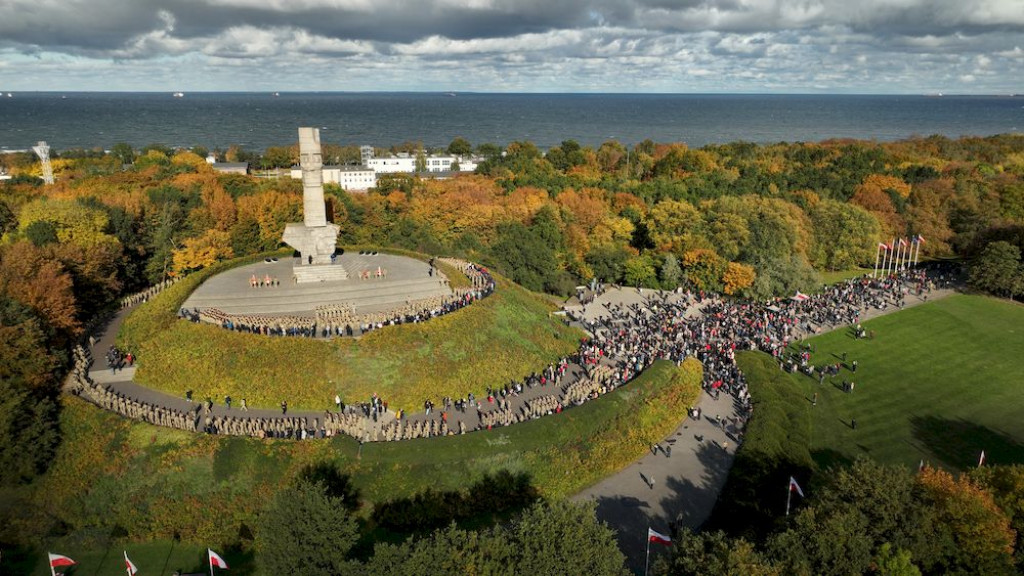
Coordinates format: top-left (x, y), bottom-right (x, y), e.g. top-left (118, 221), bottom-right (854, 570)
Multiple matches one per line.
top-left (8, 360), bottom-right (701, 569)
top-left (741, 293), bottom-right (1024, 472)
top-left (121, 252), bottom-right (582, 412)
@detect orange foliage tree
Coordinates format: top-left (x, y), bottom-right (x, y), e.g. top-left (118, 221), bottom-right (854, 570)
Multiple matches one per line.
top-left (918, 467), bottom-right (1017, 575)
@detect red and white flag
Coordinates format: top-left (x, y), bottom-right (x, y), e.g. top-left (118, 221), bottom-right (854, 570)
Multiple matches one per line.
top-left (916, 235), bottom-right (926, 244)
top-left (48, 553), bottom-right (76, 570)
top-left (878, 242), bottom-right (889, 250)
top-left (978, 450), bottom-right (986, 467)
top-left (124, 551), bottom-right (138, 575)
top-left (789, 476), bottom-right (805, 498)
top-left (208, 549), bottom-right (229, 570)
top-left (898, 237), bottom-right (908, 247)
top-left (648, 528), bottom-right (672, 545)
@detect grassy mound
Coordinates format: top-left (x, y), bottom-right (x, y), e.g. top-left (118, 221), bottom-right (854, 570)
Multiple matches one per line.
top-left (8, 359), bottom-right (701, 561)
top-left (120, 253), bottom-right (581, 411)
top-left (709, 293), bottom-right (1024, 537)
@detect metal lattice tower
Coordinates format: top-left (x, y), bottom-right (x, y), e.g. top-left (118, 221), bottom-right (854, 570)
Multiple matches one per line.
top-left (32, 141), bottom-right (54, 185)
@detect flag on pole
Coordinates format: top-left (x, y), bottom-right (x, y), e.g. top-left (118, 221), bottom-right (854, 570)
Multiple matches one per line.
top-left (918, 459), bottom-right (925, 473)
top-left (209, 549), bottom-right (229, 570)
top-left (648, 528), bottom-right (672, 545)
top-left (978, 450), bottom-right (986, 467)
top-left (898, 237), bottom-right (908, 247)
top-left (124, 551), bottom-right (138, 575)
top-left (878, 242), bottom-right (889, 250)
top-left (789, 476), bottom-right (805, 498)
top-left (916, 235), bottom-right (926, 244)
top-left (48, 553), bottom-right (76, 570)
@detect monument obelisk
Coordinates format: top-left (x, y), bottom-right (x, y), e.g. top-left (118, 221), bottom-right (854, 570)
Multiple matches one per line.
top-left (282, 127), bottom-right (347, 282)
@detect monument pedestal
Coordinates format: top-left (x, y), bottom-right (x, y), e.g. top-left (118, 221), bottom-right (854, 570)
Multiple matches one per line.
top-left (282, 223), bottom-right (347, 283)
top-left (291, 263), bottom-right (350, 283)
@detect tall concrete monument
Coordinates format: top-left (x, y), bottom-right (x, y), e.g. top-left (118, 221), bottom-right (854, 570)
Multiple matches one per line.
top-left (282, 127), bottom-right (347, 282)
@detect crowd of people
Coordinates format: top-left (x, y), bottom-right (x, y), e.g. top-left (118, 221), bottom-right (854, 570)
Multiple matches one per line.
top-left (80, 257), bottom-right (951, 443)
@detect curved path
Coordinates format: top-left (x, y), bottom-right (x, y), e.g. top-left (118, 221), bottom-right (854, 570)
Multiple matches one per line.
top-left (78, 271), bottom-right (952, 575)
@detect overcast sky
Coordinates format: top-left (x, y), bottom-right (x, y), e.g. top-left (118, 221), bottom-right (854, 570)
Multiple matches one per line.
top-left (0, 0), bottom-right (1021, 93)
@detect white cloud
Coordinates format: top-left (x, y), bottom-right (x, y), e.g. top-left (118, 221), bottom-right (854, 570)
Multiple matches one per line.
top-left (0, 0), bottom-right (1020, 92)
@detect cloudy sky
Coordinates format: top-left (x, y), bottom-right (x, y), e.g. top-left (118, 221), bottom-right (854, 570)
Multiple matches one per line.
top-left (0, 0), bottom-right (1021, 93)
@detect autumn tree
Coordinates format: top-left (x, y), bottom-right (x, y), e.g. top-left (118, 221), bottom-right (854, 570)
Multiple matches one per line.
top-left (918, 467), bottom-right (1017, 576)
top-left (172, 230), bottom-right (234, 274)
top-left (810, 199), bottom-right (881, 271)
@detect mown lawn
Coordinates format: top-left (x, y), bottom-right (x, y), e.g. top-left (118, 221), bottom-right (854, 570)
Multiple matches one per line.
top-left (740, 293), bottom-right (1024, 472)
top-left (11, 360), bottom-right (701, 569)
top-left (122, 252), bottom-right (582, 412)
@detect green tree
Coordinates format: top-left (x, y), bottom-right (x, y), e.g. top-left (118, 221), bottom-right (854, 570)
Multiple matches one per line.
top-left (873, 543), bottom-right (921, 576)
top-left (623, 255), bottom-right (658, 288)
top-left (448, 137), bottom-right (473, 156)
top-left (656, 529), bottom-right (777, 576)
top-left (660, 253), bottom-right (682, 289)
top-left (586, 244), bottom-right (630, 284)
top-left (23, 220), bottom-right (58, 247)
top-left (970, 241), bottom-right (1022, 298)
top-left (110, 142), bottom-right (135, 165)
top-left (255, 477), bottom-right (359, 576)
top-left (512, 500), bottom-right (628, 576)
top-left (810, 199), bottom-right (881, 271)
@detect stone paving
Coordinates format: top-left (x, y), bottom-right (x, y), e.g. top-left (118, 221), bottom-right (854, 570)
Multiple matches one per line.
top-left (181, 252), bottom-right (451, 316)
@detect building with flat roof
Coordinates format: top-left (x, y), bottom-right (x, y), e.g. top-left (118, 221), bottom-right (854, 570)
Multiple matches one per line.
top-left (290, 165), bottom-right (376, 192)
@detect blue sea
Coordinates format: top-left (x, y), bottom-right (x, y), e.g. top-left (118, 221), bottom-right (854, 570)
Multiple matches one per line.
top-left (0, 92), bottom-right (1021, 152)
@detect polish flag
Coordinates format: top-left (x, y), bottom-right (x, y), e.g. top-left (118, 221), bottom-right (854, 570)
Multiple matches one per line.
top-left (978, 450), bottom-right (986, 467)
top-left (124, 551), bottom-right (138, 575)
top-left (898, 238), bottom-right (908, 247)
top-left (209, 549), bottom-right (229, 570)
top-left (648, 528), bottom-right (672, 545)
top-left (789, 476), bottom-right (805, 498)
top-left (48, 553), bottom-right (76, 570)
top-left (878, 242), bottom-right (889, 250)
top-left (916, 235), bottom-right (926, 244)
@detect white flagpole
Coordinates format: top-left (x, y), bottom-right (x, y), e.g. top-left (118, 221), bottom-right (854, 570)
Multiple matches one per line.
top-left (873, 244), bottom-right (882, 278)
top-left (881, 243), bottom-right (889, 277)
top-left (896, 238), bottom-right (904, 273)
top-left (644, 527), bottom-right (651, 576)
top-left (50, 557), bottom-right (57, 576)
top-left (884, 236), bottom-right (892, 274)
top-left (914, 237), bottom-right (921, 267)
top-left (209, 549), bottom-right (214, 576)
top-left (786, 482), bottom-right (792, 516)
top-left (125, 552), bottom-right (131, 576)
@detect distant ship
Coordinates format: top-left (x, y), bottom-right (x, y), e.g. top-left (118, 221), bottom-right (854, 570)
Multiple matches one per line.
top-left (273, 92), bottom-right (280, 97)
top-left (446, 92), bottom-right (457, 97)
top-left (173, 92), bottom-right (184, 98)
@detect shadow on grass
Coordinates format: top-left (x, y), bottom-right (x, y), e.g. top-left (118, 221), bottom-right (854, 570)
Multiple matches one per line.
top-left (910, 416), bottom-right (1024, 470)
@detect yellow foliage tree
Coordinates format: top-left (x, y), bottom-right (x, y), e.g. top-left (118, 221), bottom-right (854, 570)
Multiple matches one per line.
top-left (861, 174), bottom-right (912, 199)
top-left (722, 262), bottom-right (756, 295)
top-left (172, 230), bottom-right (234, 273)
top-left (918, 467), bottom-right (1016, 574)
top-left (16, 198), bottom-right (120, 249)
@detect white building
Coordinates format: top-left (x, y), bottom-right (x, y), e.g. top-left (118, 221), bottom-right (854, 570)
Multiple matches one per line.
top-left (290, 165), bottom-right (377, 192)
top-left (365, 149), bottom-right (481, 174)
